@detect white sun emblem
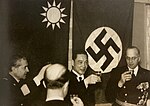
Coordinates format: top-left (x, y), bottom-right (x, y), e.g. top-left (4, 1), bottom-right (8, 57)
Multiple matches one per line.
top-left (41, 0), bottom-right (67, 30)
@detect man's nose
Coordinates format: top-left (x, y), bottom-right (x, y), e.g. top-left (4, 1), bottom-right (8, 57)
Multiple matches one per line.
top-left (26, 67), bottom-right (29, 72)
top-left (129, 58), bottom-right (133, 63)
top-left (81, 62), bottom-right (87, 68)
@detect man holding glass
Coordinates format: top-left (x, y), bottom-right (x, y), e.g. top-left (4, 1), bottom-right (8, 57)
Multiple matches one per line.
top-left (66, 50), bottom-right (101, 106)
top-left (106, 46), bottom-right (150, 106)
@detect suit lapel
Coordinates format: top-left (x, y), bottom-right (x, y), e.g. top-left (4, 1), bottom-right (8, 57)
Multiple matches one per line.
top-left (136, 67), bottom-right (143, 78)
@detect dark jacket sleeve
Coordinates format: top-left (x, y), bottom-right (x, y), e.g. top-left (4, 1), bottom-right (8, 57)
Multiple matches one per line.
top-left (105, 68), bottom-right (122, 103)
top-left (0, 78), bottom-right (23, 106)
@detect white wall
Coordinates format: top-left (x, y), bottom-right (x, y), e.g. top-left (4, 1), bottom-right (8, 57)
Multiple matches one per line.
top-left (132, 0), bottom-right (150, 69)
top-left (132, 1), bottom-right (146, 68)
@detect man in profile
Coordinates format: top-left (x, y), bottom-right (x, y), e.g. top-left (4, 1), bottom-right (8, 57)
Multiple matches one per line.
top-left (0, 54), bottom-right (47, 106)
top-left (106, 46), bottom-right (150, 106)
top-left (0, 54), bottom-right (30, 106)
top-left (43, 63), bottom-right (84, 106)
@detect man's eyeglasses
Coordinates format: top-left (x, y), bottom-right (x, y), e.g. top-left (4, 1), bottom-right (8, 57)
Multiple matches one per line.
top-left (126, 56), bottom-right (139, 61)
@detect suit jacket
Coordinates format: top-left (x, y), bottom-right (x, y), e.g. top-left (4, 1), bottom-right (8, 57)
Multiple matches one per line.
top-left (0, 74), bottom-right (43, 106)
top-left (30, 80), bottom-right (47, 106)
top-left (43, 100), bottom-right (69, 106)
top-left (68, 71), bottom-right (87, 98)
top-left (105, 66), bottom-right (150, 104)
top-left (0, 74), bottom-right (26, 106)
top-left (65, 71), bottom-right (94, 106)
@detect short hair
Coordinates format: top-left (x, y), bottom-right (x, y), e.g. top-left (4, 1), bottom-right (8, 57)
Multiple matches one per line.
top-left (73, 50), bottom-right (88, 60)
top-left (9, 54), bottom-right (27, 71)
top-left (125, 46), bottom-right (140, 56)
top-left (44, 64), bottom-right (70, 89)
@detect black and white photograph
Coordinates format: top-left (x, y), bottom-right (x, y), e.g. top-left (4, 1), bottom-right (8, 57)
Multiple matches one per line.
top-left (0, 0), bottom-right (150, 106)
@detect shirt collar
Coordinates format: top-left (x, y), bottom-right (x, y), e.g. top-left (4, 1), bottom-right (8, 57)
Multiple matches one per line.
top-left (72, 70), bottom-right (84, 81)
top-left (46, 97), bottom-right (64, 101)
top-left (128, 65), bottom-right (139, 76)
top-left (9, 72), bottom-right (20, 83)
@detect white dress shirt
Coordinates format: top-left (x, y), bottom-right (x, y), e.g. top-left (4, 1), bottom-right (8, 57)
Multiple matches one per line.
top-left (72, 70), bottom-right (84, 82)
top-left (128, 65), bottom-right (139, 76)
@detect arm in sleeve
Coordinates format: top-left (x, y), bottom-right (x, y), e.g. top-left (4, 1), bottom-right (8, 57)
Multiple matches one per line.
top-left (105, 68), bottom-right (121, 103)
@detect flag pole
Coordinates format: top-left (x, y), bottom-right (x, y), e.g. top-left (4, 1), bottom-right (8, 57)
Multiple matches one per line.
top-left (68, 0), bottom-right (73, 71)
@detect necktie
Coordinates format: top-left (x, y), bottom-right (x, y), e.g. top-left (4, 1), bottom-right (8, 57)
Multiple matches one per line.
top-left (132, 70), bottom-right (135, 78)
top-left (79, 77), bottom-right (82, 82)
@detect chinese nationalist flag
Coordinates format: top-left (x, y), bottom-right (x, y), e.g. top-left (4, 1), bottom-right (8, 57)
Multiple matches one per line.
top-left (1, 0), bottom-right (71, 76)
top-left (73, 0), bottom-right (134, 103)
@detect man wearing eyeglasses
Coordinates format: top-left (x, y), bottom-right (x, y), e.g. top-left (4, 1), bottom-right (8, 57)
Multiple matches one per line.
top-left (105, 46), bottom-right (150, 106)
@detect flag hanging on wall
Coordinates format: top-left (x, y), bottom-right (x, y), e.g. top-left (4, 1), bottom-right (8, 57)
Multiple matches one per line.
top-left (73, 0), bottom-right (134, 103)
top-left (73, 0), bottom-right (134, 73)
top-left (0, 0), bottom-right (71, 76)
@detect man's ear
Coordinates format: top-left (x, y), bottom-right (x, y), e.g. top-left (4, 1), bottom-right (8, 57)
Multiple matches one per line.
top-left (138, 56), bottom-right (141, 62)
top-left (42, 80), bottom-right (46, 88)
top-left (63, 81), bottom-right (69, 89)
top-left (11, 66), bottom-right (15, 72)
top-left (62, 81), bottom-right (69, 96)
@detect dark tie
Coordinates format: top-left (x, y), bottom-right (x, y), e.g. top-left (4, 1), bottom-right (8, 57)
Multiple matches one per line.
top-left (132, 70), bottom-right (135, 78)
top-left (79, 77), bottom-right (82, 82)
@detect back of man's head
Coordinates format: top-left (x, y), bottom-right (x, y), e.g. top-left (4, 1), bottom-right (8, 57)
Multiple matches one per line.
top-left (44, 64), bottom-right (69, 89)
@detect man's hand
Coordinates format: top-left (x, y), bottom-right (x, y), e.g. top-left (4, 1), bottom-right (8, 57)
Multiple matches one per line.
top-left (118, 71), bottom-right (132, 88)
top-left (84, 74), bottom-right (101, 87)
top-left (33, 64), bottom-right (52, 86)
top-left (71, 96), bottom-right (84, 106)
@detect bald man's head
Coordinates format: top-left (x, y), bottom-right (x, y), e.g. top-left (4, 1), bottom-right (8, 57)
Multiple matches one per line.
top-left (44, 64), bottom-right (69, 89)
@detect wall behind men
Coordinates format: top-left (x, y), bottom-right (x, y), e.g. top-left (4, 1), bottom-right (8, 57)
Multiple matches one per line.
top-left (132, 0), bottom-right (150, 69)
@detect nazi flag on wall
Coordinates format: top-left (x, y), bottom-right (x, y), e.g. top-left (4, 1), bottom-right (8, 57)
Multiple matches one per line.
top-left (73, 0), bottom-right (134, 73)
top-left (73, 0), bottom-right (134, 103)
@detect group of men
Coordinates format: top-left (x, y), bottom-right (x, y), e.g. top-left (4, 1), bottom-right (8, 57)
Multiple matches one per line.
top-left (0, 50), bottom-right (100, 106)
top-left (0, 46), bottom-right (150, 106)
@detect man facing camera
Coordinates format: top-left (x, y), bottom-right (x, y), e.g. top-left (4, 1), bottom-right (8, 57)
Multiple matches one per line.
top-left (106, 46), bottom-right (150, 106)
top-left (66, 51), bottom-right (101, 106)
top-left (43, 63), bottom-right (84, 106)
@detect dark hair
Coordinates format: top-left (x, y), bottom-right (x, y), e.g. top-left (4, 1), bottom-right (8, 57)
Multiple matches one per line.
top-left (73, 50), bottom-right (88, 60)
top-left (125, 46), bottom-right (140, 56)
top-left (9, 54), bottom-right (27, 71)
top-left (44, 68), bottom-right (70, 89)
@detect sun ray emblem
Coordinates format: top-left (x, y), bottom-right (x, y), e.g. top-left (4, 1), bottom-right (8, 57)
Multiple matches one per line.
top-left (41, 0), bottom-right (67, 30)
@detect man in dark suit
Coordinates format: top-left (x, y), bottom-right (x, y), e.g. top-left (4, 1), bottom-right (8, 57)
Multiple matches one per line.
top-left (43, 63), bottom-right (84, 106)
top-left (105, 46), bottom-right (150, 106)
top-left (0, 54), bottom-right (30, 106)
top-left (0, 54), bottom-right (46, 106)
top-left (67, 51), bottom-right (101, 106)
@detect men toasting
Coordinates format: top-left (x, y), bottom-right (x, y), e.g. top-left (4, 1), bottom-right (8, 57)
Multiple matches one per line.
top-left (67, 51), bottom-right (101, 106)
top-left (106, 46), bottom-right (150, 106)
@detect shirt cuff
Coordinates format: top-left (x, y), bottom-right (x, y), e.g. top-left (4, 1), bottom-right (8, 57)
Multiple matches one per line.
top-left (33, 76), bottom-right (41, 86)
top-left (84, 80), bottom-right (88, 88)
top-left (118, 80), bottom-right (124, 88)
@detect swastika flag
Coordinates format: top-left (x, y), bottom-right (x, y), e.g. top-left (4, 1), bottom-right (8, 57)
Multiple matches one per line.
top-left (73, 0), bottom-right (134, 73)
top-left (73, 0), bottom-right (134, 103)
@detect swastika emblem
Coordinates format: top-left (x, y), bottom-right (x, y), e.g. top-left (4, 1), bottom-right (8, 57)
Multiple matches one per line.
top-left (85, 27), bottom-right (122, 73)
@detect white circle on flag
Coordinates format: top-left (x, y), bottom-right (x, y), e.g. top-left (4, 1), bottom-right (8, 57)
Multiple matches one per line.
top-left (85, 27), bottom-right (122, 73)
top-left (47, 7), bottom-right (61, 23)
